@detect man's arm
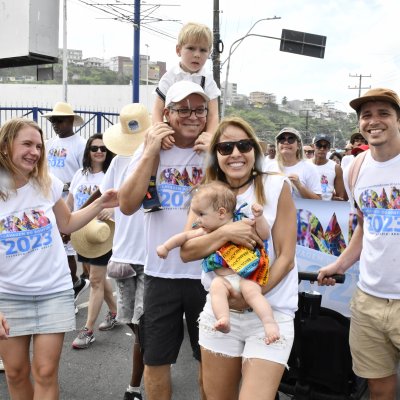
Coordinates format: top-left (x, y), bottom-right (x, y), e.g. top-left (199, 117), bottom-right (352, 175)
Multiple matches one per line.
top-left (333, 164), bottom-right (347, 201)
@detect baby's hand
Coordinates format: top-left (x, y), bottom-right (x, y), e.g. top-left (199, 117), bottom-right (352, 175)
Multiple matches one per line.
top-left (161, 128), bottom-right (175, 150)
top-left (156, 245), bottom-right (168, 259)
top-left (251, 203), bottom-right (263, 217)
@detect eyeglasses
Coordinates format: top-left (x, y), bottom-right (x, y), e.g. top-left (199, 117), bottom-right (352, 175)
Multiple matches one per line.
top-left (304, 150), bottom-right (315, 155)
top-left (315, 142), bottom-right (330, 149)
top-left (89, 145), bottom-right (107, 153)
top-left (215, 139), bottom-right (255, 156)
top-left (169, 107), bottom-right (208, 118)
top-left (345, 147), bottom-right (352, 151)
top-left (277, 135), bottom-right (297, 144)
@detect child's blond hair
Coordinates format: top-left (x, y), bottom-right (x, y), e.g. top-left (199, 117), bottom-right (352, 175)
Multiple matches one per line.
top-left (178, 22), bottom-right (213, 50)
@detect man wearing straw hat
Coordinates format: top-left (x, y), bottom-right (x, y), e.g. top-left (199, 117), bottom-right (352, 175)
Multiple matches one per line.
top-left (42, 102), bottom-right (89, 305)
top-left (119, 81), bottom-right (212, 400)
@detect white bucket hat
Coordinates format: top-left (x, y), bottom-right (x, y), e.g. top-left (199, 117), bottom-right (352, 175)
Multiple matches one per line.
top-left (71, 219), bottom-right (114, 258)
top-left (103, 103), bottom-right (151, 156)
top-left (42, 102), bottom-right (84, 126)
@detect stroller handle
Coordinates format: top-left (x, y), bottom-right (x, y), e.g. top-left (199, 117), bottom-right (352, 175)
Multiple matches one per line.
top-left (298, 271), bottom-right (345, 284)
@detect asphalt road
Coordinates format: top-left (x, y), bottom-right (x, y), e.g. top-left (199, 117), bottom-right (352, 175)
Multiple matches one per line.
top-left (1, 277), bottom-right (399, 399)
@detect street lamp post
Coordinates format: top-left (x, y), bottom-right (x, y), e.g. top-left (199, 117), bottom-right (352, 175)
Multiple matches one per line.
top-left (222, 33), bottom-right (282, 117)
top-left (221, 17), bottom-right (281, 118)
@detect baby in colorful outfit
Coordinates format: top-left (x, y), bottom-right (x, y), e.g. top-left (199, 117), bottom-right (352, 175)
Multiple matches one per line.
top-left (157, 181), bottom-right (279, 344)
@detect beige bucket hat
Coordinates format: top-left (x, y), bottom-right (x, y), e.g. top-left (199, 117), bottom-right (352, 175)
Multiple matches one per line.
top-left (71, 219), bottom-right (114, 258)
top-left (42, 102), bottom-right (84, 126)
top-left (103, 103), bottom-right (151, 156)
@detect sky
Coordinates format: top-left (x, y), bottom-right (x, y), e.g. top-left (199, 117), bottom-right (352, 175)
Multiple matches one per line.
top-left (62, 0), bottom-right (400, 112)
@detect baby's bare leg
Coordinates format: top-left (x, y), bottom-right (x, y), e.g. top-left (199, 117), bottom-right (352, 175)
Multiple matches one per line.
top-left (240, 279), bottom-right (280, 344)
top-left (210, 276), bottom-right (232, 333)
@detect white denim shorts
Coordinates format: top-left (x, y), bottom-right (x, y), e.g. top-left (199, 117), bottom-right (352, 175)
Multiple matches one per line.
top-left (0, 289), bottom-right (75, 337)
top-left (115, 264), bottom-right (144, 325)
top-left (199, 297), bottom-right (294, 366)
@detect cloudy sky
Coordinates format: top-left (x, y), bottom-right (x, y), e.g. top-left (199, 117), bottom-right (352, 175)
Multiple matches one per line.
top-left (62, 0), bottom-right (400, 112)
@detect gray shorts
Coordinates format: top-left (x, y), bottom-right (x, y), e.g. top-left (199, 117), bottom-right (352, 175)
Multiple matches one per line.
top-left (115, 264), bottom-right (144, 325)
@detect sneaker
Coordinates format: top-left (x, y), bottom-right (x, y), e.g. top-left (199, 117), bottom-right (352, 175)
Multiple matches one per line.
top-left (123, 391), bottom-right (142, 400)
top-left (72, 327), bottom-right (95, 349)
top-left (0, 357), bottom-right (4, 372)
top-left (98, 311), bottom-right (118, 331)
top-left (73, 278), bottom-right (90, 302)
top-left (142, 176), bottom-right (162, 213)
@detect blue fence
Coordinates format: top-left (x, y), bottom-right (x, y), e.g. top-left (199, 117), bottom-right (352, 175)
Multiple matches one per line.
top-left (0, 106), bottom-right (119, 140)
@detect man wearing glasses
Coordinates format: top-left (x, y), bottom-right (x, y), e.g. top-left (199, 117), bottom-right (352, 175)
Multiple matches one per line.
top-left (341, 130), bottom-right (368, 170)
top-left (303, 144), bottom-right (315, 159)
top-left (42, 102), bottom-right (89, 306)
top-left (311, 133), bottom-right (346, 201)
top-left (119, 81), bottom-right (211, 400)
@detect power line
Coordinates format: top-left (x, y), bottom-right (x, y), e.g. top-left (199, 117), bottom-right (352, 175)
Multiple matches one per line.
top-left (348, 73), bottom-right (371, 97)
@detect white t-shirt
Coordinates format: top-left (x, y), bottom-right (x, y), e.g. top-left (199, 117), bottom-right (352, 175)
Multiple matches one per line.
top-left (46, 134), bottom-right (86, 197)
top-left (69, 169), bottom-right (104, 211)
top-left (0, 176), bottom-right (72, 295)
top-left (341, 154), bottom-right (354, 171)
top-left (156, 63), bottom-right (221, 102)
top-left (313, 159), bottom-right (336, 201)
top-left (127, 144), bottom-right (205, 278)
top-left (202, 175), bottom-right (298, 318)
top-left (100, 155), bottom-right (146, 265)
top-left (280, 160), bottom-right (321, 199)
top-left (346, 151), bottom-right (400, 299)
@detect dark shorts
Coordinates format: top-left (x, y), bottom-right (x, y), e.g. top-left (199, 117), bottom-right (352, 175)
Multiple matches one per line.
top-left (140, 275), bottom-right (207, 366)
top-left (77, 249), bottom-right (112, 266)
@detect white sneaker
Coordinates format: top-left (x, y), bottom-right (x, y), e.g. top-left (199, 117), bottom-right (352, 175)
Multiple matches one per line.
top-left (0, 357), bottom-right (4, 372)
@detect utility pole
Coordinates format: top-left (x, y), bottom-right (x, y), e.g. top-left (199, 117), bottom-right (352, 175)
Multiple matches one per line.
top-left (348, 73), bottom-right (371, 97)
top-left (212, 0), bottom-right (222, 116)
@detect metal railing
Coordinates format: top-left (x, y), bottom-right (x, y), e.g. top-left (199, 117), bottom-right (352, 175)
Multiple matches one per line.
top-left (0, 106), bottom-right (119, 140)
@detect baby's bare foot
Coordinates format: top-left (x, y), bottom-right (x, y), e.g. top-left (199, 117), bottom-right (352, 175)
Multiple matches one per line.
top-left (214, 317), bottom-right (230, 333)
top-left (264, 321), bottom-right (280, 345)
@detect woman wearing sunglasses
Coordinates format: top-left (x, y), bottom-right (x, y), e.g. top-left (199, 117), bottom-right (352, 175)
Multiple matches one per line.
top-left (66, 134), bottom-right (118, 349)
top-left (275, 127), bottom-right (321, 200)
top-left (180, 116), bottom-right (297, 400)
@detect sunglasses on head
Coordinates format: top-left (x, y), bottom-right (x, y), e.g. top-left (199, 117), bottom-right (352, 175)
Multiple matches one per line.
top-left (216, 139), bottom-right (255, 156)
top-left (277, 135), bottom-right (297, 144)
top-left (89, 145), bottom-right (107, 153)
top-left (315, 142), bottom-right (329, 149)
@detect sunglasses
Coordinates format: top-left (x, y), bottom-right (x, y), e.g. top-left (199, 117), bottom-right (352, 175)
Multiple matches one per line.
top-left (305, 150), bottom-right (315, 155)
top-left (49, 117), bottom-right (67, 124)
top-left (315, 142), bottom-right (330, 149)
top-left (277, 135), bottom-right (297, 144)
top-left (90, 145), bottom-right (107, 152)
top-left (216, 139), bottom-right (255, 156)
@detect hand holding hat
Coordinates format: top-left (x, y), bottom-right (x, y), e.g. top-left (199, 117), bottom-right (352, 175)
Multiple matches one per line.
top-left (71, 218), bottom-right (115, 258)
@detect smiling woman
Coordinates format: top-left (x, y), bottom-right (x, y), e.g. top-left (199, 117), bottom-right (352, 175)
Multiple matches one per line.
top-left (0, 118), bottom-right (118, 399)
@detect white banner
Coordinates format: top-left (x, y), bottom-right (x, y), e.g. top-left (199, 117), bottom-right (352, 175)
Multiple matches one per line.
top-left (294, 199), bottom-right (359, 317)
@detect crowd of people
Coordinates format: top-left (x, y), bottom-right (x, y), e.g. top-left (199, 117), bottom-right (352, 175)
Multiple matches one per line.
top-left (0, 19), bottom-right (399, 400)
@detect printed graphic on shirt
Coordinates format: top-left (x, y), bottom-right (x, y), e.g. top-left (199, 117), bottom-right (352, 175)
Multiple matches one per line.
top-left (320, 174), bottom-right (328, 194)
top-left (0, 209), bottom-right (52, 257)
top-left (48, 147), bottom-right (67, 168)
top-left (357, 185), bottom-right (400, 235)
top-left (75, 184), bottom-right (99, 208)
top-left (158, 166), bottom-right (203, 209)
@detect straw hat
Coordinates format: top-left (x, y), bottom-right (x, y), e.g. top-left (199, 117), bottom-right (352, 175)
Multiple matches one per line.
top-left (103, 103), bottom-right (151, 156)
top-left (71, 219), bottom-right (114, 258)
top-left (42, 102), bottom-right (84, 126)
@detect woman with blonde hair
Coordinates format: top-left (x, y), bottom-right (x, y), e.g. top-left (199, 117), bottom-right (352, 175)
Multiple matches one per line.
top-left (0, 118), bottom-right (117, 399)
top-left (181, 116), bottom-right (298, 400)
top-left (275, 127), bottom-right (321, 199)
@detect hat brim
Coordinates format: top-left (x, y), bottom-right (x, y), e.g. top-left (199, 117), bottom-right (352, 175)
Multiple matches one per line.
top-left (71, 219), bottom-right (114, 258)
top-left (42, 112), bottom-right (84, 126)
top-left (103, 123), bottom-right (146, 156)
top-left (349, 95), bottom-right (400, 112)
